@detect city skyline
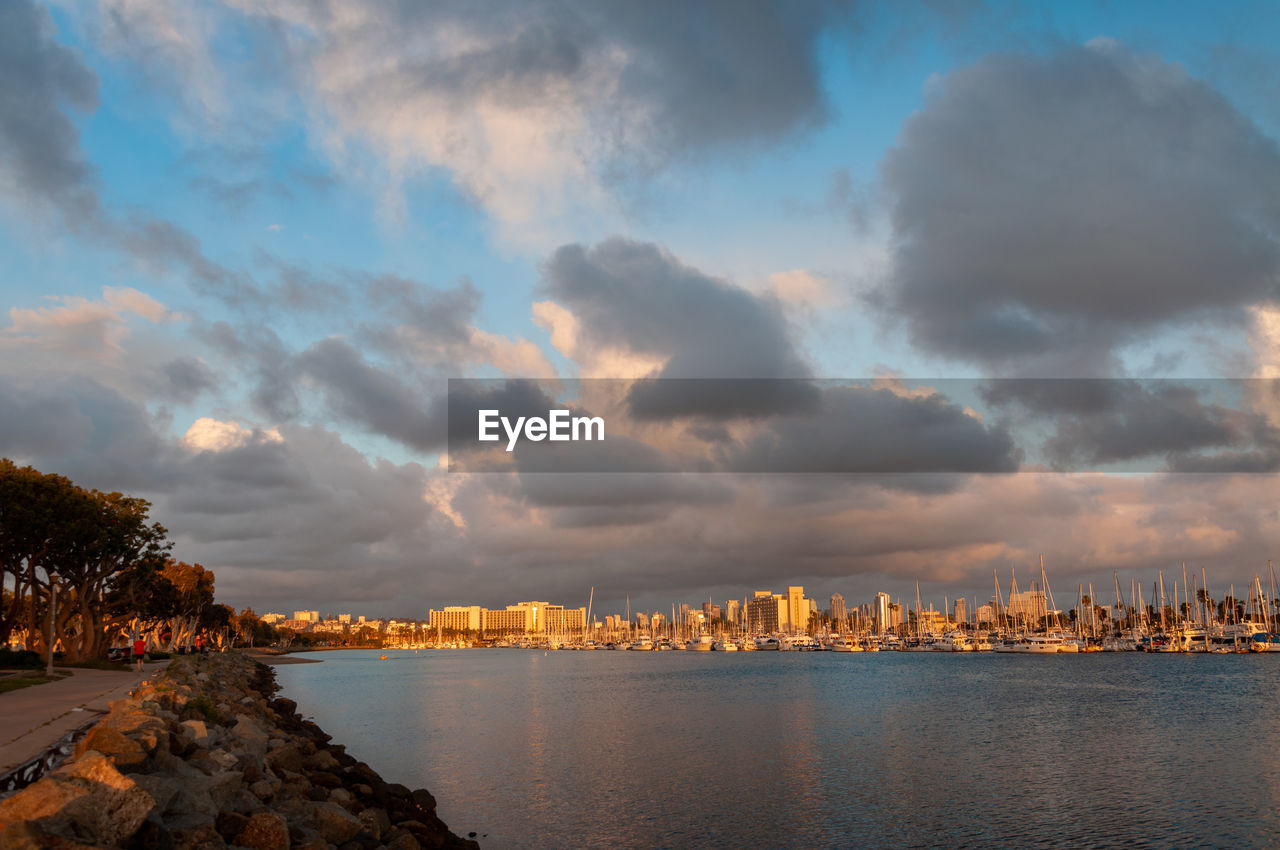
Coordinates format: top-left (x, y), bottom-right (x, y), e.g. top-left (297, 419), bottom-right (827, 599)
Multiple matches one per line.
top-left (3, 1), bottom-right (1280, 617)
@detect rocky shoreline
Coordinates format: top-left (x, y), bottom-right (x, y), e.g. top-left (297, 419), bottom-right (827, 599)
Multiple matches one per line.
top-left (0, 653), bottom-right (480, 850)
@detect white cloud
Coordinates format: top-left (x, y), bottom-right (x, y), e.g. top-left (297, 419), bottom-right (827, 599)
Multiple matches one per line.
top-left (180, 417), bottom-right (282, 453)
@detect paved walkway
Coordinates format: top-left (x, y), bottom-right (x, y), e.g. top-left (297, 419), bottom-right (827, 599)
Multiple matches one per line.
top-left (0, 663), bottom-right (166, 776)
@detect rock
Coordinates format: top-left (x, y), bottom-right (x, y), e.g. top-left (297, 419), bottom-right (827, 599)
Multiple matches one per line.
top-left (308, 748), bottom-right (340, 771)
top-left (169, 820), bottom-right (226, 849)
top-left (0, 751), bottom-right (156, 846)
top-left (214, 809), bottom-right (249, 840)
top-left (128, 772), bottom-right (182, 812)
top-left (309, 769), bottom-right (343, 788)
top-left (0, 819), bottom-right (99, 850)
top-left (357, 807), bottom-right (391, 840)
top-left (269, 696), bottom-right (297, 717)
top-left (206, 748), bottom-right (240, 771)
top-left (78, 724), bottom-right (148, 772)
top-left (180, 719), bottom-right (211, 745)
top-left (130, 816), bottom-right (175, 850)
top-left (385, 829), bottom-right (421, 850)
top-left (314, 801), bottom-right (363, 844)
top-left (249, 780), bottom-right (276, 801)
top-left (234, 811), bottom-right (290, 850)
top-left (232, 716), bottom-right (270, 759)
top-left (265, 742), bottom-right (305, 773)
top-left (293, 834), bottom-right (331, 850)
top-left (226, 788), bottom-right (268, 816)
top-left (410, 788), bottom-right (438, 814)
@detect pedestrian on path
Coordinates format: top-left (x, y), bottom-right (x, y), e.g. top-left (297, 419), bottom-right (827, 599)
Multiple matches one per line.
top-left (133, 636), bottom-right (146, 672)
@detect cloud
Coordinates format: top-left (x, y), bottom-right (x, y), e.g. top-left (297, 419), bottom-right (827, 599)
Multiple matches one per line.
top-left (297, 337), bottom-right (445, 452)
top-left (542, 238), bottom-right (818, 418)
top-left (180, 417), bottom-right (282, 453)
top-left (0, 0), bottom-right (100, 224)
top-left (876, 43), bottom-right (1280, 374)
top-left (2, 286), bottom-right (174, 361)
top-left (723, 382), bottom-right (1022, 475)
top-left (81, 0), bottom-right (842, 241)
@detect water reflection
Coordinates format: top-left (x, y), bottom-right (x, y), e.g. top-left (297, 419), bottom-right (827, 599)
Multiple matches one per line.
top-left (275, 650), bottom-right (1280, 848)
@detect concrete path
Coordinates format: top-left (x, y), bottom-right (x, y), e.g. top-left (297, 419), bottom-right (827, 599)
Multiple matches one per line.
top-left (0, 663), bottom-right (166, 776)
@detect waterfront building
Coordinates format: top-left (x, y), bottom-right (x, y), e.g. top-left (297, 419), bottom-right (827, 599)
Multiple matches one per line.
top-left (830, 594), bottom-right (847, 627)
top-left (747, 592), bottom-right (789, 634)
top-left (428, 606), bottom-right (483, 632)
top-left (975, 602), bottom-right (997, 625)
top-left (338, 614), bottom-right (351, 624)
top-left (725, 599), bottom-right (740, 626)
top-left (787, 587), bottom-right (807, 633)
top-left (874, 592), bottom-right (892, 634)
top-left (953, 598), bottom-right (967, 625)
top-left (915, 607), bottom-right (947, 635)
top-left (1007, 587), bottom-right (1048, 625)
top-left (261, 613), bottom-right (285, 625)
top-left (292, 610), bottom-right (319, 623)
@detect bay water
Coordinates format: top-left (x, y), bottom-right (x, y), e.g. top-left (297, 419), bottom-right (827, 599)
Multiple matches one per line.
top-left (273, 649), bottom-right (1280, 848)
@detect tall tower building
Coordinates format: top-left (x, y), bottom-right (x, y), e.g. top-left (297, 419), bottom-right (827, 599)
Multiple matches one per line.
top-left (830, 593), bottom-right (847, 627)
top-left (874, 592), bottom-right (892, 635)
top-left (953, 598), bottom-right (967, 625)
top-left (787, 586), bottom-right (806, 634)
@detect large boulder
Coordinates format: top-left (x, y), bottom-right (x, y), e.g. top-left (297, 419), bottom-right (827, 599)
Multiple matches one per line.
top-left (313, 800), bottom-right (363, 844)
top-left (234, 811), bottom-right (290, 850)
top-left (77, 725), bottom-right (149, 772)
top-left (0, 751), bottom-right (156, 845)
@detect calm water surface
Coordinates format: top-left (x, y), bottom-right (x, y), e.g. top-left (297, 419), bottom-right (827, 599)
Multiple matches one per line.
top-left (273, 650), bottom-right (1280, 848)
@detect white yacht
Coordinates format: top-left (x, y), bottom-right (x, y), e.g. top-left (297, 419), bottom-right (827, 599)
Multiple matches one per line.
top-left (933, 633), bottom-right (973, 652)
top-left (689, 634), bottom-right (715, 651)
top-left (711, 639), bottom-right (738, 651)
top-left (754, 635), bottom-right (781, 651)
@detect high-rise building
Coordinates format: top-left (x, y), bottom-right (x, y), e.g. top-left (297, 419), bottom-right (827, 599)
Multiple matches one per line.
top-left (874, 592), bottom-right (892, 634)
top-left (953, 598), bottom-right (967, 624)
top-left (292, 610), bottom-right (319, 623)
top-left (725, 599), bottom-right (740, 626)
top-left (746, 593), bottom-right (789, 634)
top-left (787, 586), bottom-right (807, 633)
top-left (830, 593), bottom-right (846, 625)
top-left (975, 602), bottom-right (997, 625)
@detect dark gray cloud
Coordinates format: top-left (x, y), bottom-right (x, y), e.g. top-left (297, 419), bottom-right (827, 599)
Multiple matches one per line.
top-left (544, 238), bottom-right (817, 417)
top-left (0, 0), bottom-right (99, 223)
top-left (877, 43), bottom-right (1280, 373)
top-left (155, 356), bottom-right (219, 405)
top-left (199, 321), bottom-right (300, 422)
top-left (297, 338), bottom-right (444, 452)
top-left (0, 377), bottom-right (171, 492)
top-left (982, 378), bottom-right (1280, 470)
top-left (723, 383), bottom-right (1021, 475)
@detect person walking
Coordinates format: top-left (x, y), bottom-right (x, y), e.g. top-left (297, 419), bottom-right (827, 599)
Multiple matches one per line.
top-left (133, 635), bottom-right (146, 672)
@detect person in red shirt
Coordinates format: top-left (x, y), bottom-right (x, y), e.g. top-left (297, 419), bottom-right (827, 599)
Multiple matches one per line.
top-left (133, 637), bottom-right (146, 672)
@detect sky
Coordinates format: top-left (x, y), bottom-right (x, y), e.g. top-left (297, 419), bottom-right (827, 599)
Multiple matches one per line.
top-left (4, 0), bottom-right (1280, 619)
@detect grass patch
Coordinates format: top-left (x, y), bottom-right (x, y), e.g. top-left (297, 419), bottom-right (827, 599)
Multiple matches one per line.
top-left (0, 672), bottom-right (68, 694)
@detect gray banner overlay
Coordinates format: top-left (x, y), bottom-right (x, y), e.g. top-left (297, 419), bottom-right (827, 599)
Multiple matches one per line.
top-left (447, 378), bottom-right (1280, 473)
